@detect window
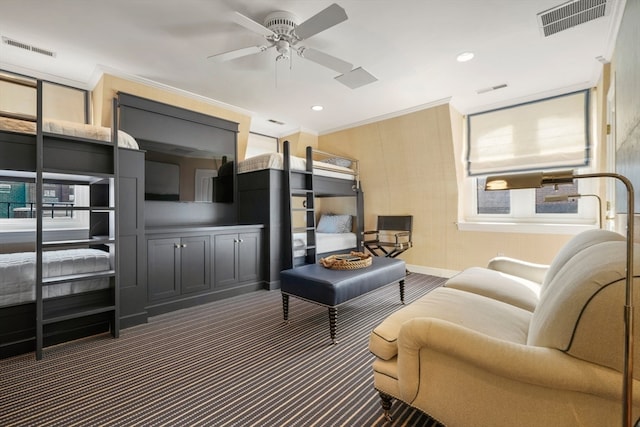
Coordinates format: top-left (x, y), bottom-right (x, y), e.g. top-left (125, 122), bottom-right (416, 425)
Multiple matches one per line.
top-left (467, 90), bottom-right (590, 176)
top-left (0, 70), bottom-right (90, 237)
top-left (459, 90), bottom-right (597, 233)
top-left (0, 180), bottom-right (88, 224)
top-left (245, 132), bottom-right (278, 159)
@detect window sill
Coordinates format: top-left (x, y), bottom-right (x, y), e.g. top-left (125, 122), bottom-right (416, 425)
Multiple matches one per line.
top-left (456, 221), bottom-right (598, 235)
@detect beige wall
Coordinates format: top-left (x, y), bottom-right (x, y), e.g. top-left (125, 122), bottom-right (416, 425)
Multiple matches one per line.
top-left (91, 74), bottom-right (252, 159)
top-left (319, 103), bottom-right (574, 274)
top-left (279, 131), bottom-right (318, 157)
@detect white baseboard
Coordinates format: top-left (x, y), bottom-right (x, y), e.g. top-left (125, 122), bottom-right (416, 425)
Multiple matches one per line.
top-left (407, 264), bottom-right (459, 279)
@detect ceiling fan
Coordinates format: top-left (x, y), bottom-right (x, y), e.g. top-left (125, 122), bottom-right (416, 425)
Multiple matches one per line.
top-left (208, 3), bottom-right (377, 89)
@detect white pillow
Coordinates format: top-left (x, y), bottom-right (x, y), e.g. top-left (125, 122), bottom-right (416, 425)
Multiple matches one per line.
top-left (317, 214), bottom-right (352, 233)
top-left (322, 157), bottom-right (352, 168)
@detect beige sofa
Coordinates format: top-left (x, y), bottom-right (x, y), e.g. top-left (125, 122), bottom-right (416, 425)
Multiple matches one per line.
top-left (369, 229), bottom-right (640, 426)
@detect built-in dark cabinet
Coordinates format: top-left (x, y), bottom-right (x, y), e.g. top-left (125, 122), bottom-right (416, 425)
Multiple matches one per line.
top-left (147, 237), bottom-right (181, 301)
top-left (213, 231), bottom-right (261, 288)
top-left (118, 148), bottom-right (146, 328)
top-left (145, 225), bottom-right (263, 316)
top-left (147, 235), bottom-right (210, 301)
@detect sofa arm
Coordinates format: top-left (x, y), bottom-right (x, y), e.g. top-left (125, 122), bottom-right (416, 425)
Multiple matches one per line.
top-left (396, 317), bottom-right (624, 405)
top-left (487, 256), bottom-right (548, 284)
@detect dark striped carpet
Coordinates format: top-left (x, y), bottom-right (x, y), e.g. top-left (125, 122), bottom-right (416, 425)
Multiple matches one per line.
top-left (0, 273), bottom-right (446, 427)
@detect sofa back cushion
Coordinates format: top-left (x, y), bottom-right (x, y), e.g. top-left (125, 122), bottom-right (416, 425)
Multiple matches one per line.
top-left (540, 229), bottom-right (625, 297)
top-left (528, 241), bottom-right (640, 375)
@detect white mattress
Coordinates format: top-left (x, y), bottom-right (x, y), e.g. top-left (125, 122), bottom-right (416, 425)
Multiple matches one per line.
top-left (0, 248), bottom-right (111, 307)
top-left (0, 116), bottom-right (139, 149)
top-left (293, 232), bottom-right (357, 257)
top-left (238, 153), bottom-right (356, 180)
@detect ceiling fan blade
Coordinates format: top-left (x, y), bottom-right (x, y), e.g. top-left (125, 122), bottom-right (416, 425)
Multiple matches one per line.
top-left (298, 47), bottom-right (352, 74)
top-left (292, 3), bottom-right (348, 40)
top-left (232, 11), bottom-right (276, 37)
top-left (208, 45), bottom-right (269, 62)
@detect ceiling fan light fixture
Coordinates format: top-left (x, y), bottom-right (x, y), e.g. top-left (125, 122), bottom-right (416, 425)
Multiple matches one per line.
top-left (456, 51), bottom-right (475, 62)
top-left (311, 105), bottom-right (324, 111)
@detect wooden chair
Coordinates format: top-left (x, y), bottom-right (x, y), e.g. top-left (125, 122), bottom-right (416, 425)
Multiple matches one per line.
top-left (363, 215), bottom-right (413, 258)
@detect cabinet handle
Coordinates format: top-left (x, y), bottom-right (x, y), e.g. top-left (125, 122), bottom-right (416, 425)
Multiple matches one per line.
top-left (175, 243), bottom-right (180, 249)
top-left (181, 243), bottom-right (187, 248)
top-left (239, 239), bottom-right (244, 243)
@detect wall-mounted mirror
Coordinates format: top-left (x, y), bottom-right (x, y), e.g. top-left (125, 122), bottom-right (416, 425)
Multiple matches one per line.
top-left (139, 139), bottom-right (234, 203)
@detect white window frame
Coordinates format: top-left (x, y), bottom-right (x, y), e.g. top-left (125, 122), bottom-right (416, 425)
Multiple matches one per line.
top-left (458, 89), bottom-right (599, 235)
top-left (459, 172), bottom-right (599, 234)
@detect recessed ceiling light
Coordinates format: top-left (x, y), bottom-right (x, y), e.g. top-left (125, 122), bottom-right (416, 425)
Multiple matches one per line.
top-left (456, 52), bottom-right (474, 62)
top-left (311, 105), bottom-right (323, 111)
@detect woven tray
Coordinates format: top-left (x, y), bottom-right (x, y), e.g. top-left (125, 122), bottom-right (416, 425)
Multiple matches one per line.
top-left (319, 252), bottom-right (373, 270)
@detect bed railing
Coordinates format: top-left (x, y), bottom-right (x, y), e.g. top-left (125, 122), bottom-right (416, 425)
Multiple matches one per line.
top-left (309, 148), bottom-right (360, 190)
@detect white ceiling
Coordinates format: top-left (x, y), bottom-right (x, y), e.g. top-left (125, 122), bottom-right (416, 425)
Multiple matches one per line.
top-left (0, 0), bottom-right (626, 137)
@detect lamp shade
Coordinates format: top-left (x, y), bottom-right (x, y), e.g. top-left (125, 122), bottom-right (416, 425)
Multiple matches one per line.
top-left (485, 170), bottom-right (576, 191)
top-left (484, 172), bottom-right (543, 190)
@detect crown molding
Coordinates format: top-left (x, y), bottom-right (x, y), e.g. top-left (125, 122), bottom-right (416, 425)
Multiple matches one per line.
top-left (319, 97), bottom-right (451, 135)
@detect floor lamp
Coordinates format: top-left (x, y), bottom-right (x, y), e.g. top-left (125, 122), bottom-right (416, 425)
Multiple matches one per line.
top-left (544, 193), bottom-right (603, 228)
top-left (485, 169), bottom-right (635, 427)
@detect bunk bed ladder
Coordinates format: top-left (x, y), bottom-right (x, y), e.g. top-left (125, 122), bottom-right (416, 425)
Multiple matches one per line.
top-left (283, 142), bottom-right (317, 269)
top-left (33, 83), bottom-right (120, 360)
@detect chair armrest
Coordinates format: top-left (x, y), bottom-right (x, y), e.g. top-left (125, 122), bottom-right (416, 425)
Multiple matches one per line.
top-left (396, 317), bottom-right (622, 404)
top-left (487, 256), bottom-right (548, 284)
top-left (394, 231), bottom-right (410, 240)
top-left (362, 230), bottom-right (379, 240)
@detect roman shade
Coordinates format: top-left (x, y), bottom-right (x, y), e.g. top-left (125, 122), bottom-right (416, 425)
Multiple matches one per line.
top-left (466, 90), bottom-right (590, 176)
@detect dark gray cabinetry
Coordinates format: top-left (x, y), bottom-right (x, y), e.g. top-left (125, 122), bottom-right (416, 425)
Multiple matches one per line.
top-left (118, 148), bottom-right (146, 328)
top-left (147, 235), bottom-right (210, 302)
top-left (213, 231), bottom-right (261, 288)
top-left (145, 225), bottom-right (262, 316)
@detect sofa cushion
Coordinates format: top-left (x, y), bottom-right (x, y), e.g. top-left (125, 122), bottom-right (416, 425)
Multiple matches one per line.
top-left (445, 266), bottom-right (540, 311)
top-left (369, 287), bottom-right (531, 361)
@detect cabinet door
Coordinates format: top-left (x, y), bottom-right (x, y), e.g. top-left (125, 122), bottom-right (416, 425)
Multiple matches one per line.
top-left (181, 235), bottom-right (210, 294)
top-left (213, 233), bottom-right (238, 288)
top-left (147, 237), bottom-right (180, 301)
top-left (238, 232), bottom-right (260, 283)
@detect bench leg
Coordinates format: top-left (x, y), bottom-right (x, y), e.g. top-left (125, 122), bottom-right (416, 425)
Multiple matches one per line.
top-left (282, 294), bottom-right (289, 323)
top-left (328, 307), bottom-right (338, 345)
top-left (399, 279), bottom-right (405, 304)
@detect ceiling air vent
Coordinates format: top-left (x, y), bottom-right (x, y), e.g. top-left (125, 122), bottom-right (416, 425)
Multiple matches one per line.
top-left (537, 0), bottom-right (612, 37)
top-left (477, 83), bottom-right (508, 94)
top-left (2, 36), bottom-right (56, 57)
top-left (267, 119), bottom-right (286, 125)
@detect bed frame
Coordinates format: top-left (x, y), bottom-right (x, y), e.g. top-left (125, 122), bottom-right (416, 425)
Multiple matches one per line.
top-left (0, 74), bottom-right (128, 359)
top-left (237, 142), bottom-right (364, 290)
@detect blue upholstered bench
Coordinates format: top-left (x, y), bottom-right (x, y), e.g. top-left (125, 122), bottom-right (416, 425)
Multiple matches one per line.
top-left (280, 257), bottom-right (406, 343)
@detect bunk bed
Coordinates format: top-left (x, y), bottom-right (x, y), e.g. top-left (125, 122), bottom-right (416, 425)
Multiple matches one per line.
top-left (237, 143), bottom-right (363, 289)
top-left (0, 76), bottom-right (139, 359)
